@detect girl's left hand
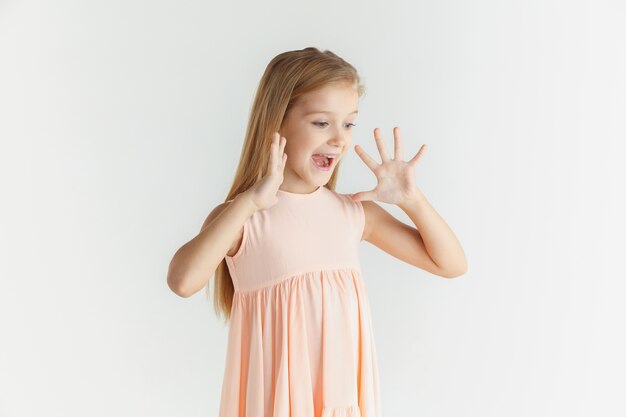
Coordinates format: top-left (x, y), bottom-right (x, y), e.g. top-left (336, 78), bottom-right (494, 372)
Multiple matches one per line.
top-left (351, 127), bottom-right (427, 205)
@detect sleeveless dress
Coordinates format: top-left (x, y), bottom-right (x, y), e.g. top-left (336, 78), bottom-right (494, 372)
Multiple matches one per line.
top-left (219, 185), bottom-right (382, 417)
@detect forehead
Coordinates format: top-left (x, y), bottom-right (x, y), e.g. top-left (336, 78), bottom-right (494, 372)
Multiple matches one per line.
top-left (295, 83), bottom-right (359, 115)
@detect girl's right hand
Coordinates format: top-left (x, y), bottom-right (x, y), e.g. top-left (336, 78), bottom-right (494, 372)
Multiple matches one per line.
top-left (243, 132), bottom-right (288, 212)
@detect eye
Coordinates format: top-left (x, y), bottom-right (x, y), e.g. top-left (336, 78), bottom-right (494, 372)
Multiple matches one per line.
top-left (313, 122), bottom-right (357, 129)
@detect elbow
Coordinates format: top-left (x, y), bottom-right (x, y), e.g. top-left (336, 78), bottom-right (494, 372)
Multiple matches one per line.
top-left (167, 266), bottom-right (210, 298)
top-left (444, 262), bottom-right (468, 279)
top-left (167, 262), bottom-right (196, 298)
top-left (428, 257), bottom-right (468, 279)
top-left (167, 273), bottom-right (192, 298)
top-left (444, 269), bottom-right (466, 279)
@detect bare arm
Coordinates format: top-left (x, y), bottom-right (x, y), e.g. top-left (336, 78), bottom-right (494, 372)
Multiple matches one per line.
top-left (167, 192), bottom-right (257, 298)
top-left (167, 132), bottom-right (288, 297)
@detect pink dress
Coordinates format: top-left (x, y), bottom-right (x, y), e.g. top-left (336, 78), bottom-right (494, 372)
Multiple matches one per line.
top-left (220, 185), bottom-right (381, 417)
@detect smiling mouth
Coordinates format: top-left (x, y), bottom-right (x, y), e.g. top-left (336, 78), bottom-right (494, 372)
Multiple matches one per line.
top-left (311, 154), bottom-right (337, 169)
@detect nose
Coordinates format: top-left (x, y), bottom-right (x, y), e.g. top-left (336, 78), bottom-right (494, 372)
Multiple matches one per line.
top-left (328, 127), bottom-right (350, 150)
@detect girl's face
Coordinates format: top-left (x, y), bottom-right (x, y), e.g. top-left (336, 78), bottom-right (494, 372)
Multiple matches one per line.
top-left (278, 82), bottom-right (359, 193)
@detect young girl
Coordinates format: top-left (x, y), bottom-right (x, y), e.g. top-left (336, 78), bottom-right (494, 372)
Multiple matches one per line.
top-left (167, 47), bottom-right (467, 417)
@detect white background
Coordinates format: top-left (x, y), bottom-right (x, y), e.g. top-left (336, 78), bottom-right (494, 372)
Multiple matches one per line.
top-left (1, 0), bottom-right (625, 416)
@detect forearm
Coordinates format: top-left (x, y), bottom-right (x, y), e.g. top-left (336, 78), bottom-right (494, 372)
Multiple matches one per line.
top-left (398, 189), bottom-right (467, 276)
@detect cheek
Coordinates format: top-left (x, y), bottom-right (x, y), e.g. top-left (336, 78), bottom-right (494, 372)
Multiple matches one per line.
top-left (286, 138), bottom-right (316, 157)
top-left (284, 143), bottom-right (309, 167)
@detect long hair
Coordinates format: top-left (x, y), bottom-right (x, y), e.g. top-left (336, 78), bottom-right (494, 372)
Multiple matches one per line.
top-left (208, 47), bottom-right (366, 323)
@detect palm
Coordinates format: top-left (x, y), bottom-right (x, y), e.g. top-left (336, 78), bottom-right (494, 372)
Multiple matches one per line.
top-left (351, 127), bottom-right (427, 205)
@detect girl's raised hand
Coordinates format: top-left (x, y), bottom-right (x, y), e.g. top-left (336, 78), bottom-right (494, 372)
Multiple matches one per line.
top-left (351, 127), bottom-right (427, 205)
top-left (245, 132), bottom-right (288, 211)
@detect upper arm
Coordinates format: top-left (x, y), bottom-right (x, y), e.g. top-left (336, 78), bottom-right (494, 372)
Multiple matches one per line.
top-left (361, 200), bottom-right (450, 278)
top-left (200, 200), bottom-right (242, 257)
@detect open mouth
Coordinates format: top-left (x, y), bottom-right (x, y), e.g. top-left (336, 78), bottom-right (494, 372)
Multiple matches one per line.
top-left (311, 154), bottom-right (337, 170)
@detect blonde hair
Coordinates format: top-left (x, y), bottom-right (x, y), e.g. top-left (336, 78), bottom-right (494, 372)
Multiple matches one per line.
top-left (208, 47), bottom-right (366, 323)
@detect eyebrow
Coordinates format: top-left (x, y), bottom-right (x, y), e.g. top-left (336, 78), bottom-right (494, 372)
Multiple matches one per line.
top-left (304, 110), bottom-right (359, 116)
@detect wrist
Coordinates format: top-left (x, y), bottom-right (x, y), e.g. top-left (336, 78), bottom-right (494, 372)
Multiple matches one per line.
top-left (398, 189), bottom-right (426, 208)
top-left (234, 190), bottom-right (259, 215)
